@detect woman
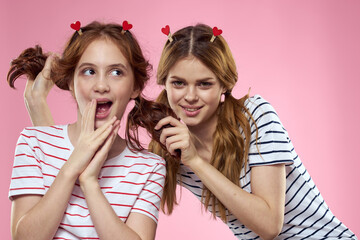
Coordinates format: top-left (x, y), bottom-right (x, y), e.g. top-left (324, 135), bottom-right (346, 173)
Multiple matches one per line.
top-left (7, 21), bottom-right (167, 240)
top-left (151, 24), bottom-right (356, 239)
top-left (19, 24), bottom-right (357, 239)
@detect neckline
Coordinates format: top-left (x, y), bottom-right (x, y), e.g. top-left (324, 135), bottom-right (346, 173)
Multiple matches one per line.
top-left (63, 124), bottom-right (131, 160)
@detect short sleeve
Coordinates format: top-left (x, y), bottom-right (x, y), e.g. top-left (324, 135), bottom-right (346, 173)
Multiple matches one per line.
top-left (131, 160), bottom-right (166, 223)
top-left (247, 96), bottom-right (294, 167)
top-left (9, 130), bottom-right (45, 200)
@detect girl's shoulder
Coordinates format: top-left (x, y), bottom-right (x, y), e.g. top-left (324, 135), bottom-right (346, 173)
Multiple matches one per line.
top-left (124, 147), bottom-right (166, 166)
top-left (20, 125), bottom-right (68, 140)
top-left (19, 125), bottom-right (70, 148)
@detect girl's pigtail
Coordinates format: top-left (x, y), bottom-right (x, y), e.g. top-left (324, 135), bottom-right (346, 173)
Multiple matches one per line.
top-left (7, 45), bottom-right (47, 88)
top-left (127, 90), bottom-right (180, 214)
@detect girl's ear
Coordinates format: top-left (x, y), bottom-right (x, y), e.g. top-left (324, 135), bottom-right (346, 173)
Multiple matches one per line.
top-left (130, 88), bottom-right (141, 99)
top-left (69, 81), bottom-right (75, 98)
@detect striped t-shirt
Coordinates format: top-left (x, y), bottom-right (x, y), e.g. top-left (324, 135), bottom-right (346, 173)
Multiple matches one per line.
top-left (179, 95), bottom-right (356, 239)
top-left (9, 125), bottom-right (166, 240)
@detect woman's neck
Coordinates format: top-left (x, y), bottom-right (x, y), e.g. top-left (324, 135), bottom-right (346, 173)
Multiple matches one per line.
top-left (188, 117), bottom-right (218, 157)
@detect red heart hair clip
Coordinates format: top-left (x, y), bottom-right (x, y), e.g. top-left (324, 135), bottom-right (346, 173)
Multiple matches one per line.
top-left (161, 25), bottom-right (173, 42)
top-left (70, 21), bottom-right (82, 35)
top-left (122, 20), bottom-right (133, 34)
top-left (210, 26), bottom-right (222, 42)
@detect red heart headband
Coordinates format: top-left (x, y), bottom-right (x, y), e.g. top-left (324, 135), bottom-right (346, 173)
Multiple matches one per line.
top-left (161, 25), bottom-right (173, 42)
top-left (161, 25), bottom-right (222, 43)
top-left (70, 20), bottom-right (133, 36)
top-left (121, 20), bottom-right (133, 34)
top-left (210, 26), bottom-right (222, 42)
top-left (70, 21), bottom-right (82, 35)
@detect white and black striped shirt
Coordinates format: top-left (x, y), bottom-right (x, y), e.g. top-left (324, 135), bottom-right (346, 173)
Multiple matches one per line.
top-left (179, 95), bottom-right (356, 239)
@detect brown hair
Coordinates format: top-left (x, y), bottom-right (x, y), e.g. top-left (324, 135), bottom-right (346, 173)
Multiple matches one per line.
top-left (7, 21), bottom-right (151, 92)
top-left (7, 21), bottom-right (179, 214)
top-left (149, 24), bottom-right (256, 221)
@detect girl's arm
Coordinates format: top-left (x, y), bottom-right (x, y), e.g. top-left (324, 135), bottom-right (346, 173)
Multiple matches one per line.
top-left (156, 116), bottom-right (285, 240)
top-left (11, 101), bottom-right (118, 240)
top-left (24, 54), bottom-right (55, 126)
top-left (81, 183), bottom-right (157, 240)
top-left (78, 122), bottom-right (158, 240)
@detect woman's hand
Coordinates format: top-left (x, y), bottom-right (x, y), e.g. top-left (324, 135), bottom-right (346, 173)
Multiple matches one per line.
top-left (24, 53), bottom-right (56, 126)
top-left (24, 53), bottom-right (55, 102)
top-left (155, 116), bottom-right (200, 167)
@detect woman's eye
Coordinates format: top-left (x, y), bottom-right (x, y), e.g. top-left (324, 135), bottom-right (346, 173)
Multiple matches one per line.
top-left (172, 81), bottom-right (185, 87)
top-left (83, 69), bottom-right (95, 76)
top-left (199, 82), bottom-right (212, 88)
top-left (111, 69), bottom-right (123, 76)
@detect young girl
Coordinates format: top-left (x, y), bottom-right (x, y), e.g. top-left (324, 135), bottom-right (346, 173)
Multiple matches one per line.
top-left (7, 21), bottom-right (167, 240)
top-left (19, 24), bottom-right (357, 239)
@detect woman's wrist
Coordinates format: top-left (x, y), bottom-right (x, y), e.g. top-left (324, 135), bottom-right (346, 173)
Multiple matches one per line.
top-left (186, 155), bottom-right (206, 172)
top-left (24, 94), bottom-right (47, 107)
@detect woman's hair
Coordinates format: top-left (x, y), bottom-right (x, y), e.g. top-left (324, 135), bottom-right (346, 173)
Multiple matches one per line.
top-left (7, 21), bottom-right (178, 214)
top-left (149, 24), bottom-right (256, 221)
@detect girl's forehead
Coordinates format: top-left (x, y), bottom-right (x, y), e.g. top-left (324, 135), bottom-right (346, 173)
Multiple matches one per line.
top-left (76, 39), bottom-right (129, 68)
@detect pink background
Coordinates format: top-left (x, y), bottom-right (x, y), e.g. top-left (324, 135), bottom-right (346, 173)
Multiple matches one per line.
top-left (1, 0), bottom-right (359, 238)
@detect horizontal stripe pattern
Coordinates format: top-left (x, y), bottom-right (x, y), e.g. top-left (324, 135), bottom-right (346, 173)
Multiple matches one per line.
top-left (9, 125), bottom-right (166, 239)
top-left (179, 95), bottom-right (356, 239)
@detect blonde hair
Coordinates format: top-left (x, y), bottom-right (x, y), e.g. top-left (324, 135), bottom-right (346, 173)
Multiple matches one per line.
top-left (149, 24), bottom-right (256, 221)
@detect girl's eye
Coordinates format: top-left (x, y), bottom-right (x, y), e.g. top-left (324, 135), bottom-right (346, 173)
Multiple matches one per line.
top-left (111, 69), bottom-right (123, 76)
top-left (83, 69), bottom-right (95, 76)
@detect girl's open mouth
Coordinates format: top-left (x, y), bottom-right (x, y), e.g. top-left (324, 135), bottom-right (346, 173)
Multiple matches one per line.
top-left (96, 101), bottom-right (113, 119)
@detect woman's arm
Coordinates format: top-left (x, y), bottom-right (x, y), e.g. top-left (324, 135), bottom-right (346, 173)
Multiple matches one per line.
top-left (156, 116), bottom-right (285, 240)
top-left (24, 54), bottom-right (55, 126)
top-left (188, 158), bottom-right (285, 240)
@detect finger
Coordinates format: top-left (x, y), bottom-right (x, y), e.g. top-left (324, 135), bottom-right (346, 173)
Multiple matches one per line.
top-left (159, 127), bottom-right (183, 145)
top-left (41, 54), bottom-right (55, 80)
top-left (91, 122), bottom-right (119, 164)
top-left (91, 120), bottom-right (117, 148)
top-left (167, 141), bottom-right (184, 157)
top-left (164, 134), bottom-right (186, 150)
top-left (92, 116), bottom-right (117, 139)
top-left (155, 116), bottom-right (181, 130)
top-left (24, 78), bottom-right (35, 94)
top-left (81, 100), bottom-right (96, 132)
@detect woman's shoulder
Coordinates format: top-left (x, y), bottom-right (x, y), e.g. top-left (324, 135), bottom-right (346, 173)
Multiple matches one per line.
top-left (244, 94), bottom-right (279, 121)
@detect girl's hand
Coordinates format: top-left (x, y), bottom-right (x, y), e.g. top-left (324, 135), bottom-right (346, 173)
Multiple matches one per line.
top-left (78, 120), bottom-right (121, 185)
top-left (155, 116), bottom-right (200, 167)
top-left (66, 100), bottom-right (117, 176)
